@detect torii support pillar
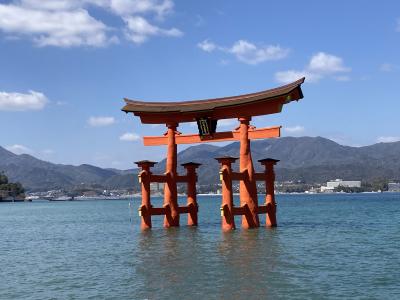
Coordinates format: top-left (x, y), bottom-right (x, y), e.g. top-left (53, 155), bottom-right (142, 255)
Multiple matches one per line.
top-left (136, 160), bottom-right (157, 230)
top-left (238, 117), bottom-right (260, 228)
top-left (181, 162), bottom-right (201, 226)
top-left (164, 122), bottom-right (180, 227)
top-left (259, 158), bottom-right (279, 227)
top-left (215, 156), bottom-right (237, 231)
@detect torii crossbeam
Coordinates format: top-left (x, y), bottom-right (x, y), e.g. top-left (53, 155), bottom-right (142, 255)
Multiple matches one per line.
top-left (122, 77), bottom-right (305, 230)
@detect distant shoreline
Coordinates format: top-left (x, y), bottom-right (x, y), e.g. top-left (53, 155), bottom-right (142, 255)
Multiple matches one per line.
top-left (17, 190), bottom-right (399, 202)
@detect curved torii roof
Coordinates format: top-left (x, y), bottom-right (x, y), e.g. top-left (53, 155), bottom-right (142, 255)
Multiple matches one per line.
top-left (122, 77), bottom-right (305, 124)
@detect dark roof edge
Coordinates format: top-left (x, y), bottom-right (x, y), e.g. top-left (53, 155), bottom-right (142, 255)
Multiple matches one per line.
top-left (122, 77), bottom-right (305, 112)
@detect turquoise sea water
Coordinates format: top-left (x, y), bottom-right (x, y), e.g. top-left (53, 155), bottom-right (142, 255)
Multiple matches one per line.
top-left (1, 193), bottom-right (400, 299)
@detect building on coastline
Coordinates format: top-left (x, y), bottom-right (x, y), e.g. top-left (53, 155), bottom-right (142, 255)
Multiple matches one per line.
top-left (388, 182), bottom-right (400, 192)
top-left (320, 179), bottom-right (361, 193)
top-left (150, 182), bottom-right (163, 194)
top-left (0, 190), bottom-right (9, 200)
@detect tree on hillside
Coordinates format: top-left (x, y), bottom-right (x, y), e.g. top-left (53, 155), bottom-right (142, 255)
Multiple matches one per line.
top-left (0, 172), bottom-right (25, 198)
top-left (0, 172), bottom-right (8, 185)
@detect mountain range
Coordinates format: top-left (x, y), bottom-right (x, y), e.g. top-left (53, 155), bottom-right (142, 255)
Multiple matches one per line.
top-left (1, 136), bottom-right (399, 191)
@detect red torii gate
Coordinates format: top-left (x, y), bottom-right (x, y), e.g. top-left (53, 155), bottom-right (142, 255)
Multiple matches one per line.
top-left (122, 77), bottom-right (305, 230)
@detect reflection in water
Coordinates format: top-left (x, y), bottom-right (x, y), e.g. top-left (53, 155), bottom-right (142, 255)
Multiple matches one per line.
top-left (133, 225), bottom-right (292, 299)
top-left (216, 229), bottom-right (286, 299)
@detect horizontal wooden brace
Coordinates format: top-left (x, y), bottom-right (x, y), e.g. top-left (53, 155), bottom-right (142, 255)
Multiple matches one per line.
top-left (177, 206), bottom-right (190, 214)
top-left (254, 173), bottom-right (267, 181)
top-left (232, 206), bottom-right (248, 215)
top-left (144, 205), bottom-right (195, 215)
top-left (149, 207), bottom-right (167, 215)
top-left (256, 205), bottom-right (268, 214)
top-left (231, 172), bottom-right (245, 181)
top-left (150, 175), bottom-right (167, 183)
top-left (143, 126), bottom-right (281, 146)
top-left (149, 174), bottom-right (190, 183)
top-left (176, 175), bottom-right (189, 183)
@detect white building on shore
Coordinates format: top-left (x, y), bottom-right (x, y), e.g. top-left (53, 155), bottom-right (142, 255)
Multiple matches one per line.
top-left (320, 179), bottom-right (361, 192)
top-left (388, 182), bottom-right (400, 192)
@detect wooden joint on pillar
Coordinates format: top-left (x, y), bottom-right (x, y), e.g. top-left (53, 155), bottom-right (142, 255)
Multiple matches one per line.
top-left (220, 204), bottom-right (228, 216)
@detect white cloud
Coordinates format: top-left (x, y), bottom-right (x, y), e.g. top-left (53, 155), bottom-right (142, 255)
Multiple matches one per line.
top-left (19, 0), bottom-right (82, 11)
top-left (275, 52), bottom-right (351, 84)
top-left (380, 63), bottom-right (395, 72)
top-left (197, 39), bottom-right (217, 52)
top-left (120, 132), bottom-right (141, 141)
top-left (0, 90), bottom-right (48, 111)
top-left (18, 0), bottom-right (174, 17)
top-left (218, 119), bottom-right (237, 128)
top-left (198, 39), bottom-right (289, 65)
top-left (195, 15), bottom-right (205, 27)
top-left (109, 0), bottom-right (174, 18)
top-left (308, 52), bottom-right (350, 74)
top-left (124, 15), bottom-right (182, 44)
top-left (334, 75), bottom-right (351, 82)
top-left (228, 40), bottom-right (289, 65)
top-left (5, 144), bottom-right (34, 155)
top-left (42, 149), bottom-right (55, 155)
top-left (88, 116), bottom-right (115, 127)
top-left (0, 0), bottom-right (180, 47)
top-left (0, 3), bottom-right (111, 47)
top-left (377, 136), bottom-right (400, 143)
top-left (275, 70), bottom-right (321, 84)
top-left (284, 126), bottom-right (305, 134)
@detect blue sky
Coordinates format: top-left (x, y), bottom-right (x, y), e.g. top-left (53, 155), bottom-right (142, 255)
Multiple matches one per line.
top-left (1, 0), bottom-right (399, 169)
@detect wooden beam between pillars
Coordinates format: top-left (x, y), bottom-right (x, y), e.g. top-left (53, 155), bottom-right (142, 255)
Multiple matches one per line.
top-left (143, 126), bottom-right (281, 146)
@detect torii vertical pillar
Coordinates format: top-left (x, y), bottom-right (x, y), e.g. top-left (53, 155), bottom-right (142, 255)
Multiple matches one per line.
top-left (259, 158), bottom-right (279, 227)
top-left (216, 156), bottom-right (237, 231)
top-left (136, 160), bottom-right (157, 230)
top-left (238, 117), bottom-right (260, 228)
top-left (163, 122), bottom-right (180, 227)
top-left (182, 162), bottom-right (201, 226)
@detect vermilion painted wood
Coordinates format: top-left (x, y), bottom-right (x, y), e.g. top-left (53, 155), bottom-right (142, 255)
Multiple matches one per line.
top-left (232, 206), bottom-right (247, 215)
top-left (149, 174), bottom-right (190, 183)
top-left (259, 159), bottom-right (279, 227)
top-left (143, 126), bottom-right (281, 146)
top-left (150, 207), bottom-right (167, 215)
top-left (135, 161), bottom-right (155, 229)
top-left (149, 174), bottom-right (167, 183)
top-left (182, 163), bottom-right (201, 226)
top-left (256, 205), bottom-right (268, 214)
top-left (122, 78), bottom-right (305, 123)
top-left (127, 79), bottom-right (306, 230)
top-left (253, 173), bottom-right (267, 181)
top-left (163, 123), bottom-right (180, 227)
top-left (216, 157), bottom-right (237, 231)
top-left (231, 172), bottom-right (245, 181)
top-left (134, 99), bottom-right (284, 124)
top-left (238, 117), bottom-right (260, 229)
top-left (141, 205), bottom-right (196, 216)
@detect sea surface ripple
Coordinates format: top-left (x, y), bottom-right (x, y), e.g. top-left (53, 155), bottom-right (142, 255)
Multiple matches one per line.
top-left (1, 193), bottom-right (399, 299)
